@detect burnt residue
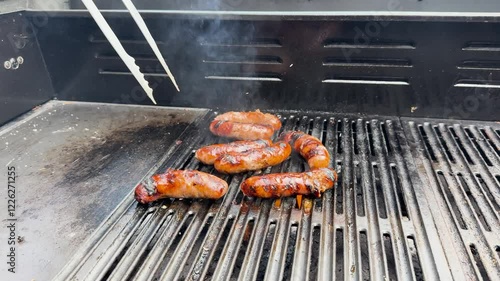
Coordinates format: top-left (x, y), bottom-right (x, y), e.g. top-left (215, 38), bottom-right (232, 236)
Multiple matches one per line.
top-left (42, 113), bottom-right (192, 228)
top-left (58, 123), bottom-right (180, 185)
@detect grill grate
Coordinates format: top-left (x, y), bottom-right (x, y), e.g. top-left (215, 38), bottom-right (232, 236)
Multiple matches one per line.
top-left (55, 112), bottom-right (500, 281)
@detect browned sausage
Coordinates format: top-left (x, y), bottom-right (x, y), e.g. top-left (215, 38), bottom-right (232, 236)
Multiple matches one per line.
top-left (280, 131), bottom-right (330, 169)
top-left (214, 141), bottom-right (291, 174)
top-left (195, 139), bottom-right (272, 165)
top-left (209, 120), bottom-right (275, 140)
top-left (134, 169), bottom-right (228, 204)
top-left (240, 168), bottom-right (337, 198)
top-left (214, 110), bottom-right (281, 130)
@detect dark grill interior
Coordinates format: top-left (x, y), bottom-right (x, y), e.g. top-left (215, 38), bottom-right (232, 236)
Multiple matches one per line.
top-left (2, 7), bottom-right (500, 281)
top-left (53, 111), bottom-right (500, 281)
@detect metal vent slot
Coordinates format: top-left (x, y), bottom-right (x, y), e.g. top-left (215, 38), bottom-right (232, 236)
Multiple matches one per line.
top-left (324, 39), bottom-right (415, 49)
top-left (355, 163), bottom-right (366, 216)
top-left (323, 58), bottom-right (412, 67)
top-left (309, 225), bottom-right (321, 281)
top-left (454, 79), bottom-right (500, 89)
top-left (383, 233), bottom-right (398, 281)
top-left (373, 164), bottom-right (388, 219)
top-left (282, 223), bottom-right (298, 281)
top-left (436, 171), bottom-right (468, 229)
top-left (256, 222), bottom-right (277, 280)
top-left (322, 77), bottom-right (409, 86)
top-left (391, 165), bottom-right (410, 220)
top-left (458, 60), bottom-right (500, 71)
top-left (204, 74), bottom-right (282, 82)
top-left (418, 125), bottom-right (438, 162)
top-left (99, 70), bottom-right (168, 77)
top-left (337, 120), bottom-right (343, 154)
top-left (352, 121), bottom-right (359, 155)
top-left (469, 244), bottom-right (490, 281)
top-left (96, 54), bottom-right (158, 61)
top-left (463, 42), bottom-right (500, 52)
top-left (407, 236), bottom-right (424, 281)
top-left (334, 229), bottom-right (344, 281)
top-left (359, 231), bottom-right (370, 281)
top-left (366, 121), bottom-right (376, 156)
top-left (200, 38), bottom-right (282, 48)
top-left (203, 55), bottom-right (282, 65)
top-left (336, 163), bottom-right (344, 214)
top-left (89, 34), bottom-right (165, 45)
top-left (380, 122), bottom-right (392, 155)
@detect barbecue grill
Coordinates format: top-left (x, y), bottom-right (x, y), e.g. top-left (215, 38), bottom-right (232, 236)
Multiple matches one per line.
top-left (0, 1), bottom-right (499, 281)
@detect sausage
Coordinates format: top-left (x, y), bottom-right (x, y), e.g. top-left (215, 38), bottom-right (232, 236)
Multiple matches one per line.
top-left (214, 141), bottom-right (291, 174)
top-left (214, 110), bottom-right (281, 130)
top-left (240, 168), bottom-right (337, 198)
top-left (195, 139), bottom-right (272, 165)
top-left (134, 169), bottom-right (228, 204)
top-left (280, 131), bottom-right (330, 169)
top-left (210, 120), bottom-right (275, 140)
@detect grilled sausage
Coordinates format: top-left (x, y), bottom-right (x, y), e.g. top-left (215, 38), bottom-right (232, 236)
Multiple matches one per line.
top-left (280, 131), bottom-right (330, 169)
top-left (240, 168), bottom-right (337, 198)
top-left (214, 110), bottom-right (281, 130)
top-left (195, 139), bottom-right (272, 165)
top-left (134, 169), bottom-right (228, 204)
top-left (210, 120), bottom-right (275, 140)
top-left (214, 141), bottom-right (291, 174)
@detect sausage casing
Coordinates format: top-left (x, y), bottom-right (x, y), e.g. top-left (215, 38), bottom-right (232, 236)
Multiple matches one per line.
top-left (280, 131), bottom-right (330, 169)
top-left (210, 120), bottom-right (274, 140)
top-left (214, 141), bottom-right (291, 174)
top-left (214, 110), bottom-right (281, 130)
top-left (195, 139), bottom-right (272, 165)
top-left (134, 169), bottom-right (228, 204)
top-left (240, 168), bottom-right (337, 198)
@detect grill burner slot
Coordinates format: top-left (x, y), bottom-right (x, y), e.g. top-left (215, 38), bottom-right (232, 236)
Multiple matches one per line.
top-left (55, 112), bottom-right (500, 281)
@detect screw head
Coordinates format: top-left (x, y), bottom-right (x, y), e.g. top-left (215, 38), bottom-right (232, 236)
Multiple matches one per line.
top-left (17, 56), bottom-right (24, 64)
top-left (4, 60), bottom-right (11, 69)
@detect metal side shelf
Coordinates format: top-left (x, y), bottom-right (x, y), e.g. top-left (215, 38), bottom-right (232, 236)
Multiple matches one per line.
top-left (0, 101), bottom-right (208, 281)
top-left (50, 110), bottom-right (500, 281)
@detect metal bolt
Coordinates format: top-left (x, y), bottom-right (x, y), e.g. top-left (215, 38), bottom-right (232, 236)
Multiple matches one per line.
top-left (10, 58), bottom-right (19, 70)
top-left (4, 60), bottom-right (11, 69)
top-left (17, 56), bottom-right (24, 64)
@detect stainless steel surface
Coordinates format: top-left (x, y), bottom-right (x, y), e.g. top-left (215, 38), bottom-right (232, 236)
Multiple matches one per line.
top-left (50, 111), bottom-right (500, 281)
top-left (0, 101), bottom-right (207, 280)
top-left (402, 118), bottom-right (500, 281)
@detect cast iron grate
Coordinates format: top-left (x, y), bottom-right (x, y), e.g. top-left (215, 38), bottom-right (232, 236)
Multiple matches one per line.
top-left (54, 111), bottom-right (500, 281)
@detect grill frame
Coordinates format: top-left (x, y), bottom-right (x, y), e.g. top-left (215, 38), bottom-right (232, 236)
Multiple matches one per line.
top-left (52, 110), bottom-right (500, 281)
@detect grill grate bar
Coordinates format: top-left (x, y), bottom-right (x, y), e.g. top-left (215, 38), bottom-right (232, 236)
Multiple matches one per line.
top-left (371, 120), bottom-right (414, 280)
top-left (356, 119), bottom-right (387, 281)
top-left (318, 117), bottom-right (337, 281)
top-left (341, 117), bottom-right (361, 281)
